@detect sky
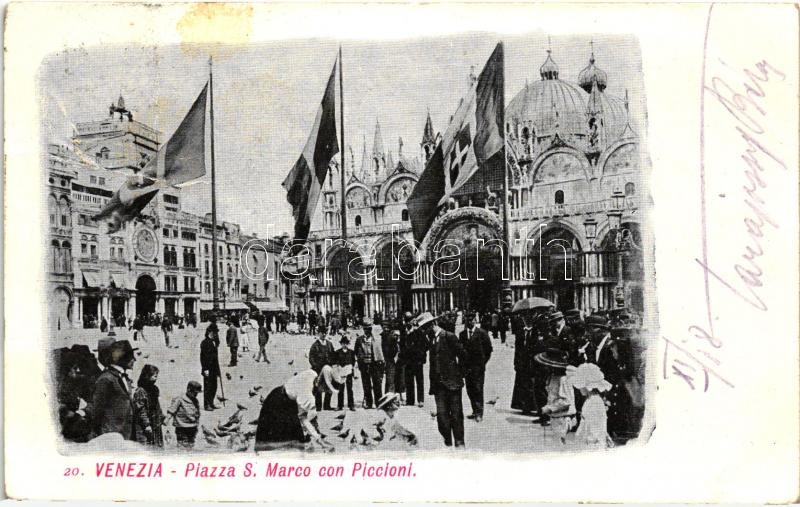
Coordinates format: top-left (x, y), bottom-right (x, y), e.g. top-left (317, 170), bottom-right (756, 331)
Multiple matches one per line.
top-left (40, 33), bottom-right (644, 238)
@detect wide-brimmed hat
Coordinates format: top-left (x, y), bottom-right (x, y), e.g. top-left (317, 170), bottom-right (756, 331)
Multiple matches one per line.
top-left (563, 309), bottom-right (582, 319)
top-left (187, 380), bottom-right (203, 392)
top-left (534, 348), bottom-right (570, 370)
top-left (568, 363), bottom-right (612, 392)
top-left (376, 392), bottom-right (401, 410)
top-left (547, 311), bottom-right (565, 323)
top-left (414, 312), bottom-right (437, 328)
top-left (585, 314), bottom-right (610, 330)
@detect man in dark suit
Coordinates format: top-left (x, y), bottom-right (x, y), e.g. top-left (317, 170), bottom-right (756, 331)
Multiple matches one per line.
top-left (382, 327), bottom-right (400, 394)
top-left (421, 312), bottom-right (467, 447)
top-left (403, 317), bottom-right (428, 407)
top-left (459, 311), bottom-right (493, 422)
top-left (200, 319), bottom-right (221, 411)
top-left (225, 321), bottom-right (239, 367)
top-left (309, 332), bottom-right (335, 410)
top-left (92, 340), bottom-right (137, 440)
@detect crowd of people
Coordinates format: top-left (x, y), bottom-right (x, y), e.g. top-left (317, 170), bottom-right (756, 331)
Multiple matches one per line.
top-left (52, 301), bottom-right (644, 452)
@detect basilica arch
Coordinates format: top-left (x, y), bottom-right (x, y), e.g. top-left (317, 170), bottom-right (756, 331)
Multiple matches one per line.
top-left (135, 274), bottom-right (157, 316)
top-left (424, 207), bottom-right (505, 313)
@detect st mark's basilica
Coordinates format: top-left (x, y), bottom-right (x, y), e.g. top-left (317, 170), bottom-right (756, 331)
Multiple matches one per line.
top-left (299, 48), bottom-right (644, 319)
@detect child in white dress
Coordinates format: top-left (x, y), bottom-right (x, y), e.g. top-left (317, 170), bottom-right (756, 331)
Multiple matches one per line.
top-left (568, 363), bottom-right (613, 449)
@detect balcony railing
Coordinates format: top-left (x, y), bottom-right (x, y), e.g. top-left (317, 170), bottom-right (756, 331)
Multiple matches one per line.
top-left (509, 196), bottom-right (638, 221)
top-left (311, 222), bottom-right (412, 239)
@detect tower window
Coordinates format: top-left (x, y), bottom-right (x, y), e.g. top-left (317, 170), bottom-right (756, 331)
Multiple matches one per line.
top-left (401, 209), bottom-right (409, 221)
top-left (625, 182), bottom-right (636, 196)
top-left (554, 190), bottom-right (565, 205)
top-left (355, 215), bottom-right (362, 227)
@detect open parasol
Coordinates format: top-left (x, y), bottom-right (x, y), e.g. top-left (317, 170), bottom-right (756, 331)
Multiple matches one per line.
top-left (511, 297), bottom-right (555, 313)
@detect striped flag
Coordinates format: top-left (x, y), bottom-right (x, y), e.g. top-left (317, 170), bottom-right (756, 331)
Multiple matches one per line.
top-left (438, 42), bottom-right (504, 205)
top-left (95, 82), bottom-right (209, 232)
top-left (408, 43), bottom-right (504, 243)
top-left (407, 141), bottom-right (445, 243)
top-left (282, 61), bottom-right (339, 242)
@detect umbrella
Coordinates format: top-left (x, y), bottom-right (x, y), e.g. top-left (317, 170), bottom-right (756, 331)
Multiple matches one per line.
top-left (511, 297), bottom-right (554, 313)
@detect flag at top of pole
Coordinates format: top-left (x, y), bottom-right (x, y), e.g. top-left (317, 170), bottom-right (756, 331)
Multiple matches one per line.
top-left (282, 60), bottom-right (340, 243)
top-left (94, 82), bottom-right (209, 233)
top-left (407, 42), bottom-right (504, 243)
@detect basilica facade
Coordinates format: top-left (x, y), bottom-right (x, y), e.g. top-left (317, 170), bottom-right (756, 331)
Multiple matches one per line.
top-left (302, 48), bottom-right (644, 319)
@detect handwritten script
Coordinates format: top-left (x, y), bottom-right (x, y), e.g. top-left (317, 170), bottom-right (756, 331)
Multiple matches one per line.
top-left (663, 6), bottom-right (787, 392)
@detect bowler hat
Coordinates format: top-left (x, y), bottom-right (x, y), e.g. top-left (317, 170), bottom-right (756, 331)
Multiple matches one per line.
top-left (564, 309), bottom-right (582, 318)
top-left (109, 340), bottom-right (137, 364)
top-left (547, 311), bottom-right (565, 323)
top-left (585, 315), bottom-right (610, 330)
top-left (187, 380), bottom-right (202, 392)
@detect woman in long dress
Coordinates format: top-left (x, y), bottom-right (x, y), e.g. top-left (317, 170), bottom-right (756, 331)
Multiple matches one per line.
top-left (132, 364), bottom-right (165, 447)
top-left (255, 365), bottom-right (341, 451)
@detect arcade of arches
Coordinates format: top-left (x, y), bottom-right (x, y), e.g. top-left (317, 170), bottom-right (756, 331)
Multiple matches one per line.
top-left (307, 219), bottom-right (643, 317)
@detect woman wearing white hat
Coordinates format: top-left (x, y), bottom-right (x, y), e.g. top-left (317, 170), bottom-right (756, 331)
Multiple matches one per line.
top-left (255, 365), bottom-right (343, 451)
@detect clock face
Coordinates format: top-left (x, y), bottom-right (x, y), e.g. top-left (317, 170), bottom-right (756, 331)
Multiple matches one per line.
top-left (133, 227), bottom-right (157, 262)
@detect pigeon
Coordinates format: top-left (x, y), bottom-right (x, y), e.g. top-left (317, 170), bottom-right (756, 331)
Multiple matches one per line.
top-left (359, 429), bottom-right (369, 442)
top-left (205, 435), bottom-right (220, 446)
top-left (249, 389), bottom-right (257, 397)
top-left (236, 403), bottom-right (248, 411)
top-left (335, 413), bottom-right (346, 420)
top-left (330, 421), bottom-right (344, 431)
top-left (136, 351), bottom-right (142, 356)
top-left (201, 425), bottom-right (218, 441)
top-left (225, 373), bottom-right (232, 380)
top-left (239, 375), bottom-right (244, 380)
top-left (169, 359), bottom-right (175, 363)
top-left (337, 428), bottom-right (351, 439)
top-left (143, 353), bottom-right (149, 359)
top-left (217, 395), bottom-right (228, 403)
top-left (373, 433), bottom-right (384, 442)
top-left (288, 360), bottom-right (294, 366)
top-left (253, 386), bottom-right (262, 392)
top-left (486, 396), bottom-right (500, 406)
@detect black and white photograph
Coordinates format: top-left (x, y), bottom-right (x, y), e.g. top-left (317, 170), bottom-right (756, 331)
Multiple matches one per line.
top-left (44, 33), bottom-right (652, 455)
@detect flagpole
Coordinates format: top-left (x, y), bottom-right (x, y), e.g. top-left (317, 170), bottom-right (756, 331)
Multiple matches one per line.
top-left (210, 56), bottom-right (220, 312)
top-left (339, 46), bottom-right (347, 241)
top-left (500, 42), bottom-right (513, 314)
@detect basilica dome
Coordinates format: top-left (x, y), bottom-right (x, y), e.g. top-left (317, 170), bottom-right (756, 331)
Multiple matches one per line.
top-left (506, 50), bottom-right (589, 140)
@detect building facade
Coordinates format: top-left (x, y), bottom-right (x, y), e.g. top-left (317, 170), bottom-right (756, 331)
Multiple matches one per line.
top-left (45, 98), bottom-right (288, 330)
top-left (302, 49), bottom-right (644, 319)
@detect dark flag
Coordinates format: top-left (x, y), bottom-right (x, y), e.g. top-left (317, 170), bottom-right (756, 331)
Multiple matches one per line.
top-left (439, 42), bottom-right (504, 204)
top-left (407, 141), bottom-right (445, 243)
top-left (95, 83), bottom-right (209, 232)
top-left (282, 62), bottom-right (339, 242)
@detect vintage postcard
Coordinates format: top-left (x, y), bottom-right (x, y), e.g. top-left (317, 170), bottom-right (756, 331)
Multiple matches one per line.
top-left (4, 2), bottom-right (798, 503)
